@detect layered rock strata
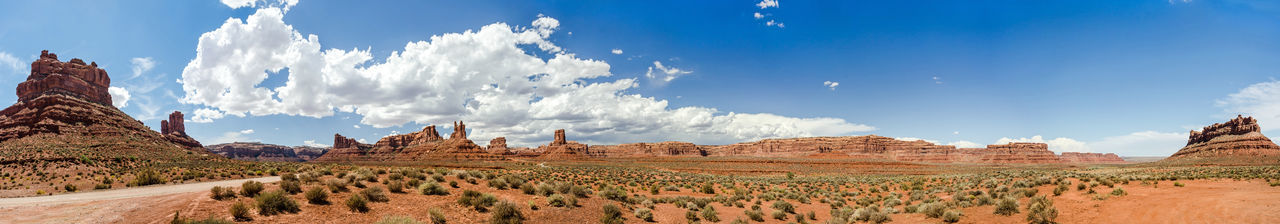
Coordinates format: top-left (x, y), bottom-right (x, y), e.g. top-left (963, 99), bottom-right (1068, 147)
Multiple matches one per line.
top-left (314, 121), bottom-right (500, 162)
top-left (1169, 115), bottom-right (1280, 158)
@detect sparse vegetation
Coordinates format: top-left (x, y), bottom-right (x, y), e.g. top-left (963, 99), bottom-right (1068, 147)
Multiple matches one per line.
top-left (255, 190), bottom-right (300, 216)
top-left (491, 201), bottom-right (524, 224)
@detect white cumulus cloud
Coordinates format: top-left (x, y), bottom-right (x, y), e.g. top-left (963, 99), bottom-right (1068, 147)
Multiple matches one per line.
top-left (756, 0), bottom-right (779, 9)
top-left (303, 140), bottom-right (329, 147)
top-left (645, 61), bottom-right (692, 83)
top-left (823, 81), bottom-right (838, 90)
top-left (1217, 80), bottom-right (1280, 131)
top-left (611, 49), bottom-right (623, 55)
top-left (190, 108), bottom-right (226, 123)
top-left (240, 129), bottom-right (255, 134)
top-left (107, 86), bottom-right (130, 108)
top-left (0, 51), bottom-right (21, 73)
top-left (754, 12), bottom-right (765, 19)
top-left (178, 5), bottom-right (875, 147)
top-left (1087, 131), bottom-right (1186, 156)
top-left (947, 141), bottom-right (983, 148)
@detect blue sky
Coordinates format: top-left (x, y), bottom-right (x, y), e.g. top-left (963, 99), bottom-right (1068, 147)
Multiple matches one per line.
top-left (2, 0), bottom-right (1279, 156)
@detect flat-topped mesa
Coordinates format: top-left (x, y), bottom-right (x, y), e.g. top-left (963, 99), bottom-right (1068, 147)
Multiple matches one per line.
top-left (1169, 115), bottom-right (1280, 159)
top-left (590, 141), bottom-right (704, 157)
top-left (18, 50), bottom-right (113, 106)
top-left (314, 122), bottom-right (500, 162)
top-left (1060, 152), bottom-right (1125, 163)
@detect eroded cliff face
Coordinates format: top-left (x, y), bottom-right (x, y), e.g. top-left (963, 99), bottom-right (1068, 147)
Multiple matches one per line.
top-left (313, 121), bottom-right (500, 162)
top-left (698, 136), bottom-right (1117, 164)
top-left (590, 142), bottom-right (704, 157)
top-left (1059, 152), bottom-right (1124, 163)
top-left (487, 137), bottom-right (512, 155)
top-left (535, 129), bottom-right (593, 159)
top-left (1169, 115), bottom-right (1280, 159)
top-left (160, 111), bottom-right (202, 150)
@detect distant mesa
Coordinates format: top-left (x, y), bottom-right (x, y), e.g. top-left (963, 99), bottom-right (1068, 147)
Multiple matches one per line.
top-left (313, 121), bottom-right (500, 162)
top-left (534, 129), bottom-right (594, 159)
top-left (0, 50), bottom-right (212, 164)
top-left (207, 142), bottom-right (329, 162)
top-left (1168, 115), bottom-right (1280, 159)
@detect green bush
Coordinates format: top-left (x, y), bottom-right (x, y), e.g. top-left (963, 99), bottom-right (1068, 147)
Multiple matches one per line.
top-left (745, 209), bottom-right (765, 221)
top-left (327, 179), bottom-right (348, 193)
top-left (994, 197), bottom-right (1019, 216)
top-left (389, 181), bottom-right (405, 193)
top-left (1026, 195), bottom-right (1058, 224)
top-left (420, 182), bottom-right (450, 195)
top-left (255, 190), bottom-right (300, 216)
top-left (305, 186), bottom-right (329, 204)
top-left (1110, 187), bottom-right (1127, 196)
top-left (491, 201), bottom-right (524, 224)
top-left (700, 204), bottom-right (719, 222)
top-left (240, 181), bottom-right (264, 197)
top-left (64, 183), bottom-right (77, 192)
top-left (942, 210), bottom-right (962, 223)
top-left (347, 194), bottom-right (370, 213)
top-left (771, 210), bottom-right (788, 220)
top-left (458, 190), bottom-right (498, 211)
top-left (230, 201), bottom-right (251, 221)
top-left (601, 204), bottom-right (625, 224)
top-left (919, 202), bottom-right (946, 218)
top-left (548, 194), bottom-right (569, 207)
top-left (771, 200), bottom-right (795, 213)
top-left (210, 186), bottom-right (236, 200)
top-left (132, 169), bottom-right (167, 186)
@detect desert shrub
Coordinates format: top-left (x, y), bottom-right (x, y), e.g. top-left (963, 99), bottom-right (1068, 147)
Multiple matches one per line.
top-left (281, 181), bottom-right (302, 194)
top-left (942, 210), bottom-right (962, 223)
top-left (771, 210), bottom-right (788, 220)
top-left (374, 216), bottom-right (422, 224)
top-left (536, 182), bottom-right (556, 196)
top-left (1026, 195), bottom-right (1058, 224)
top-left (1110, 187), bottom-right (1127, 196)
top-left (488, 179), bottom-right (509, 190)
top-left (420, 182), bottom-right (450, 195)
top-left (700, 183), bottom-right (716, 194)
top-left (450, 181), bottom-right (459, 188)
top-left (255, 190), bottom-right (300, 216)
top-left (347, 194), bottom-right (370, 213)
top-left (1053, 184), bottom-right (1068, 196)
top-left (1076, 183), bottom-right (1086, 190)
top-left (458, 190), bottom-right (498, 211)
top-left (601, 204), bottom-right (625, 224)
top-left (94, 183), bottom-right (111, 190)
top-left (919, 202), bottom-right (946, 218)
top-left (994, 197), bottom-right (1019, 216)
top-left (745, 209), bottom-right (765, 221)
top-left (548, 194), bottom-right (570, 207)
top-left (64, 183), bottom-right (77, 192)
top-left (772, 200), bottom-right (795, 213)
top-left (281, 173), bottom-right (298, 182)
top-left (519, 182), bottom-right (535, 195)
top-left (240, 181), bottom-right (264, 197)
top-left (1174, 182), bottom-right (1185, 187)
top-left (388, 181), bottom-right (405, 193)
top-left (429, 208), bottom-right (447, 224)
top-left (491, 201), bottom-right (524, 224)
top-left (634, 207), bottom-right (654, 222)
top-left (327, 179), bottom-right (348, 193)
top-left (362, 186), bottom-right (390, 202)
top-left (132, 169), bottom-right (167, 186)
top-left (210, 186), bottom-right (236, 200)
top-left (598, 186), bottom-right (628, 202)
top-left (570, 185), bottom-right (589, 198)
top-left (685, 210), bottom-right (699, 222)
top-left (305, 186), bottom-right (329, 204)
top-left (431, 174), bottom-right (445, 182)
top-left (701, 204), bottom-right (720, 222)
top-left (869, 209), bottom-right (891, 224)
top-left (230, 201), bottom-right (251, 221)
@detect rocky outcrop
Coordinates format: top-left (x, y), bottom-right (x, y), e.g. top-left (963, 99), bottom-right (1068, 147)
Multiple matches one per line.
top-left (698, 135), bottom-right (1118, 164)
top-left (0, 51), bottom-right (216, 164)
top-left (536, 129), bottom-right (593, 158)
top-left (313, 121), bottom-right (501, 162)
top-left (1169, 115), bottom-right (1280, 158)
top-left (208, 142), bottom-right (302, 162)
top-left (1059, 152), bottom-right (1124, 163)
top-left (957, 143), bottom-right (1061, 163)
top-left (487, 137), bottom-right (512, 155)
top-left (159, 111), bottom-right (202, 150)
top-left (590, 142), bottom-right (705, 157)
top-left (291, 146), bottom-right (328, 161)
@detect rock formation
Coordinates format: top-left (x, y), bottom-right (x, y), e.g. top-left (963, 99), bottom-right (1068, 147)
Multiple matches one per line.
top-left (590, 142), bottom-right (705, 157)
top-left (159, 111), bottom-right (202, 150)
top-left (313, 121), bottom-right (501, 162)
top-left (487, 137), bottom-right (512, 155)
top-left (291, 146), bottom-right (328, 161)
top-left (536, 129), bottom-right (593, 158)
top-left (0, 51), bottom-right (215, 164)
top-left (1169, 115), bottom-right (1280, 158)
top-left (1059, 152), bottom-right (1125, 163)
top-left (698, 135), bottom-right (1120, 164)
top-left (208, 142), bottom-right (306, 162)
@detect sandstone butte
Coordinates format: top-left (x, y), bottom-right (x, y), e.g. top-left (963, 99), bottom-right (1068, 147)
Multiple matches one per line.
top-left (497, 129), bottom-right (1125, 164)
top-left (314, 121), bottom-right (501, 162)
top-left (1168, 115), bottom-right (1280, 159)
top-left (207, 142), bottom-right (329, 162)
top-left (0, 50), bottom-right (210, 163)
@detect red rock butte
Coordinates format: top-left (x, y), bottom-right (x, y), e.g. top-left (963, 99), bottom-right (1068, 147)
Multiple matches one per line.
top-left (18, 50), bottom-right (113, 106)
top-left (314, 121), bottom-right (500, 162)
top-left (1169, 115), bottom-right (1280, 158)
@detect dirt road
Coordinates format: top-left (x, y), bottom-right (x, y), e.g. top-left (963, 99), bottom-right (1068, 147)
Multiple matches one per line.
top-left (0, 176), bottom-right (279, 224)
